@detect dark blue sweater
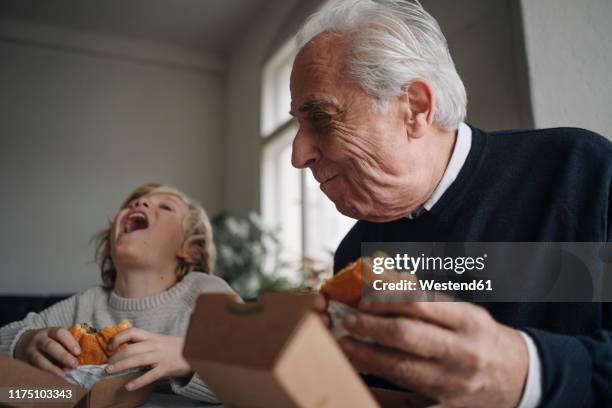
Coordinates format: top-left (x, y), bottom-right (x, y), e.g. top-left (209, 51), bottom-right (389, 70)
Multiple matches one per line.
top-left (334, 126), bottom-right (612, 407)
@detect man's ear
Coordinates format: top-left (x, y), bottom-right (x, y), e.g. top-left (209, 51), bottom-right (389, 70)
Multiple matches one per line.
top-left (403, 80), bottom-right (435, 139)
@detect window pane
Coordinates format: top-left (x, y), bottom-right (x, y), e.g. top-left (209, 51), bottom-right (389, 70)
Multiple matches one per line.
top-left (261, 126), bottom-right (302, 276)
top-left (272, 62), bottom-right (293, 130)
top-left (303, 170), bottom-right (355, 263)
top-left (261, 39), bottom-right (296, 136)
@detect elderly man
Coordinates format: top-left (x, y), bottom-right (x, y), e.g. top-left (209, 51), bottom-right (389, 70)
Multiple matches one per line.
top-left (289, 0), bottom-right (611, 407)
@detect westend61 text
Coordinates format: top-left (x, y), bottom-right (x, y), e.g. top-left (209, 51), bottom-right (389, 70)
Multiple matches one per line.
top-left (373, 279), bottom-right (493, 292)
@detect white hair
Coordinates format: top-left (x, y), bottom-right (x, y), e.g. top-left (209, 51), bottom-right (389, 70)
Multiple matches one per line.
top-left (296, 0), bottom-right (467, 130)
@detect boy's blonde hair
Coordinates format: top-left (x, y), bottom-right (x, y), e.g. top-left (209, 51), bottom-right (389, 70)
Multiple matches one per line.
top-left (94, 183), bottom-right (216, 288)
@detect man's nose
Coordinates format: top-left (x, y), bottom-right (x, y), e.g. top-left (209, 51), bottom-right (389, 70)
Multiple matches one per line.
top-left (291, 127), bottom-right (321, 169)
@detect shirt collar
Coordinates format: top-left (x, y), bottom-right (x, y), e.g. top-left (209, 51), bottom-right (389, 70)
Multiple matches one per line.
top-left (407, 122), bottom-right (472, 219)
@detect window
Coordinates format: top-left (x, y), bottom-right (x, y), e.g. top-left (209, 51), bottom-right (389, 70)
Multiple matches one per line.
top-left (261, 37), bottom-right (354, 281)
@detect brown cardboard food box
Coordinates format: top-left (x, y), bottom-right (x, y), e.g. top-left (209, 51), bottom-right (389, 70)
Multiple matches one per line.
top-left (0, 353), bottom-right (154, 407)
top-left (183, 292), bottom-right (436, 408)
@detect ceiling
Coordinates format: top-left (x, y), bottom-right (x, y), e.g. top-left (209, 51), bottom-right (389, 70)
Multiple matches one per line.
top-left (0, 0), bottom-right (268, 57)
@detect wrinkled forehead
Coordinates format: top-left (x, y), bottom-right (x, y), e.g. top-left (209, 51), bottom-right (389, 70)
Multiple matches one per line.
top-left (290, 33), bottom-right (349, 110)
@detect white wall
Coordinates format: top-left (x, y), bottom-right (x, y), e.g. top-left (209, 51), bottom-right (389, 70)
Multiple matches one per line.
top-left (423, 0), bottom-right (533, 130)
top-left (520, 0), bottom-right (612, 137)
top-left (0, 23), bottom-right (226, 294)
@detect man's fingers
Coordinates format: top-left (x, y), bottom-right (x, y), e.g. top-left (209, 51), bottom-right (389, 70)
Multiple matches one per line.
top-left (48, 327), bottom-right (81, 356)
top-left (37, 337), bottom-right (78, 369)
top-left (30, 352), bottom-right (66, 377)
top-left (108, 328), bottom-right (150, 351)
top-left (343, 313), bottom-right (462, 360)
top-left (360, 301), bottom-right (486, 332)
top-left (106, 352), bottom-right (156, 374)
top-left (125, 368), bottom-right (161, 391)
top-left (107, 342), bottom-right (154, 365)
top-left (338, 336), bottom-right (446, 394)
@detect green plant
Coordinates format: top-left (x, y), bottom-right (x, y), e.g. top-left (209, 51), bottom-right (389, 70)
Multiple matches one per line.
top-left (211, 212), bottom-right (298, 299)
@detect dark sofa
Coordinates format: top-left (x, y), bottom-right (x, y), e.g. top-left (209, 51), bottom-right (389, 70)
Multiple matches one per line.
top-left (0, 295), bottom-right (69, 327)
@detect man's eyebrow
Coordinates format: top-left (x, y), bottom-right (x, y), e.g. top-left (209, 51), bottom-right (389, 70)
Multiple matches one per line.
top-left (289, 100), bottom-right (341, 116)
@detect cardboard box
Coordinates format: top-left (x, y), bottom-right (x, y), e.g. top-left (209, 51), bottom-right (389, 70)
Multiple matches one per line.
top-left (183, 292), bottom-right (435, 408)
top-left (370, 387), bottom-right (438, 407)
top-left (0, 353), bottom-right (153, 407)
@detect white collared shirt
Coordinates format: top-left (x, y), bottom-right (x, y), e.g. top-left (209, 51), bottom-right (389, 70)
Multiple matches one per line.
top-left (423, 122), bottom-right (472, 211)
top-left (407, 122), bottom-right (542, 408)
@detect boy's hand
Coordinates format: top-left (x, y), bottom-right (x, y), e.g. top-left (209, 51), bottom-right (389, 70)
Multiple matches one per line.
top-left (14, 327), bottom-right (81, 377)
top-left (105, 328), bottom-right (191, 391)
top-left (313, 294), bottom-right (331, 328)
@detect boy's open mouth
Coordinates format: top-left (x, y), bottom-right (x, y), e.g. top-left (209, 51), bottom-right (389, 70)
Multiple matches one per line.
top-left (123, 211), bottom-right (149, 234)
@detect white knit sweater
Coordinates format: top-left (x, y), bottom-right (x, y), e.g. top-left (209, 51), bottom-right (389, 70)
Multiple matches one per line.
top-left (0, 272), bottom-right (235, 404)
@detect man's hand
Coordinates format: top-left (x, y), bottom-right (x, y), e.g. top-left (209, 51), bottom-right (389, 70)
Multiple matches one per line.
top-left (14, 327), bottom-right (81, 377)
top-left (105, 328), bottom-right (192, 391)
top-left (339, 301), bottom-right (528, 408)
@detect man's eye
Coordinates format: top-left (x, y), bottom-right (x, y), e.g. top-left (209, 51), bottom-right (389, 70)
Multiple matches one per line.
top-left (159, 204), bottom-right (173, 211)
top-left (310, 112), bottom-right (330, 123)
